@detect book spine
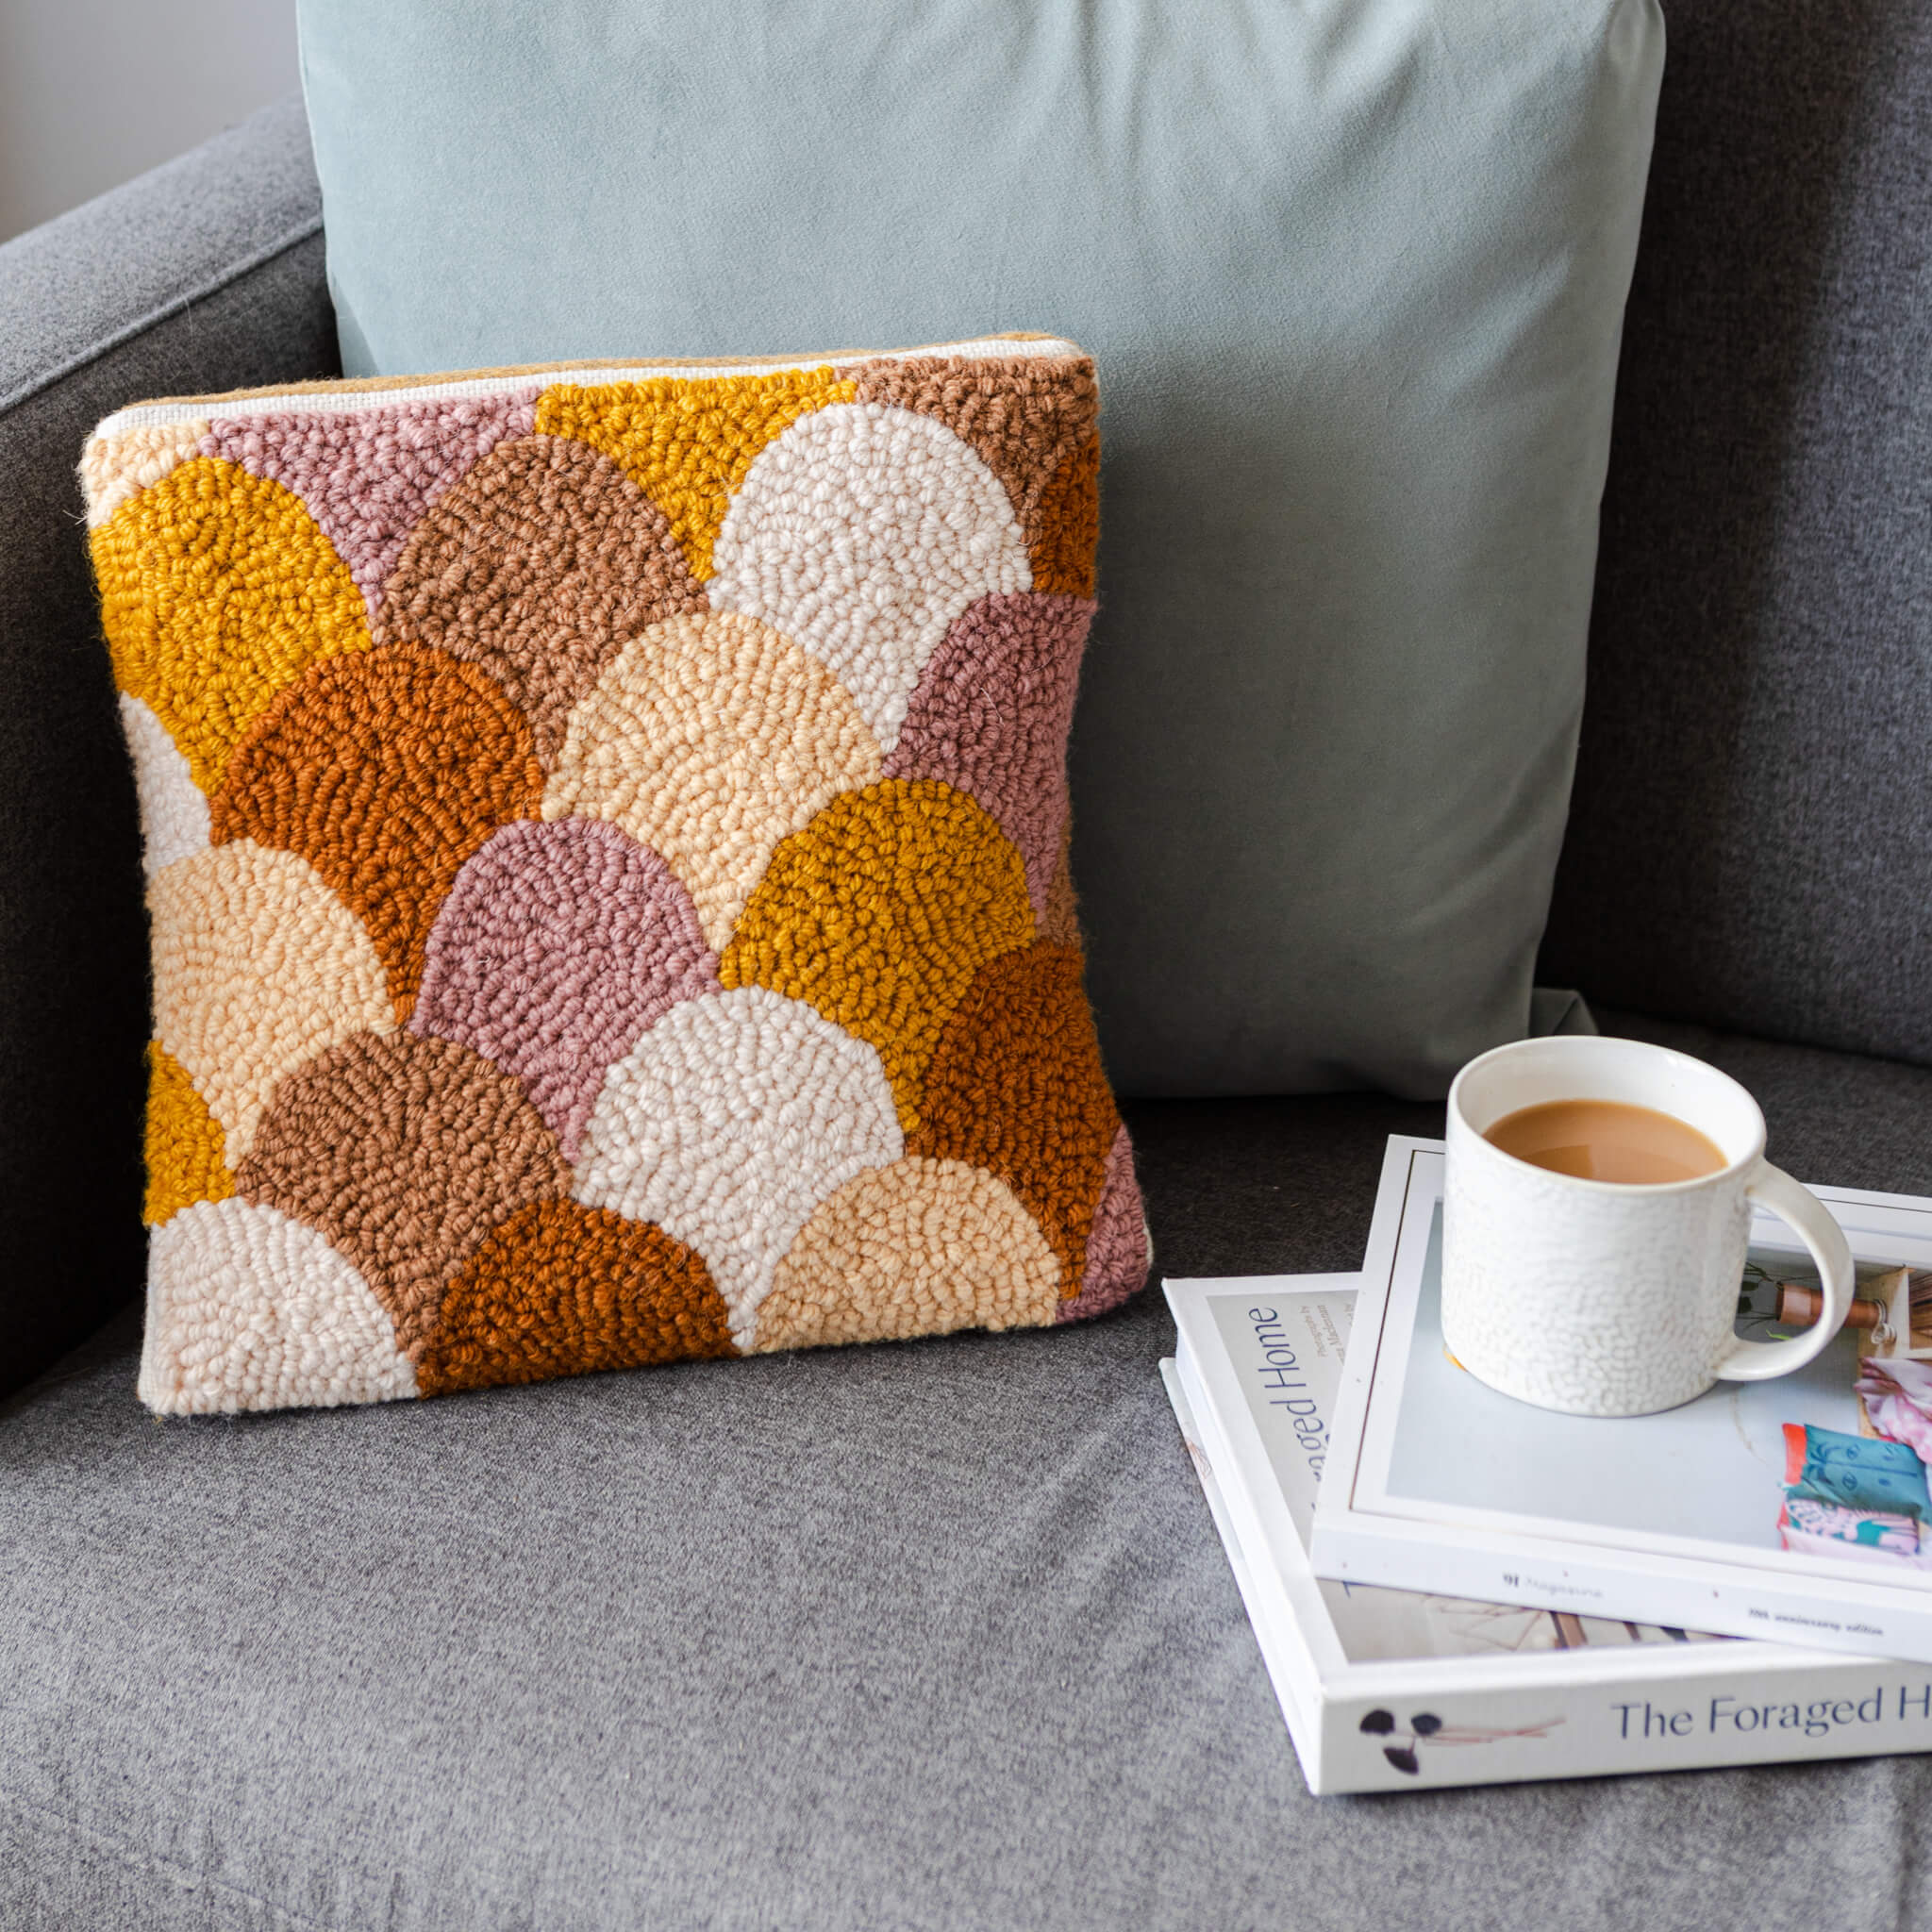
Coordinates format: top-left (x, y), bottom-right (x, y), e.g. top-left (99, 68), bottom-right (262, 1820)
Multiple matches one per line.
top-left (1161, 1359), bottom-right (1326, 1787)
top-left (1317, 1661), bottom-right (1932, 1795)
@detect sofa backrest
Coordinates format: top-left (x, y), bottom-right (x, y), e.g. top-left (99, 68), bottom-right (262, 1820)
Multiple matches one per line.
top-left (1541, 0), bottom-right (1932, 1063)
top-left (4, 16), bottom-right (1926, 1405)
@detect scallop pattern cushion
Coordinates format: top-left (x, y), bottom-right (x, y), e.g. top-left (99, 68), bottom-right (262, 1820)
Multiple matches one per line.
top-left (84, 334), bottom-right (1149, 1415)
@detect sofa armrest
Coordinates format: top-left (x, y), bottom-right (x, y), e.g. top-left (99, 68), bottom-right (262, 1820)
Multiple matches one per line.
top-left (0, 99), bottom-right (338, 1403)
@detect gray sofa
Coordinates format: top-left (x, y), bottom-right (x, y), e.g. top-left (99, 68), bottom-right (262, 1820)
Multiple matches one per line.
top-left (3, 4), bottom-right (1929, 1920)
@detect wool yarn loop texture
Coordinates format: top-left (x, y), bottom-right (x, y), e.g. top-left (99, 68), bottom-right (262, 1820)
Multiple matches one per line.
top-left (86, 336), bottom-right (1149, 1413)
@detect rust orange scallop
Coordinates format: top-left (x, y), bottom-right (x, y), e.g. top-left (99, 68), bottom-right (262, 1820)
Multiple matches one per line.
top-left (1027, 432), bottom-right (1099, 599)
top-left (210, 641), bottom-right (544, 1020)
top-left (416, 1199), bottom-right (735, 1394)
top-left (910, 941), bottom-right (1120, 1295)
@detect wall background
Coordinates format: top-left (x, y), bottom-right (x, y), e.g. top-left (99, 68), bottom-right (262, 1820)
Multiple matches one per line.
top-left (0, 0), bottom-right (299, 243)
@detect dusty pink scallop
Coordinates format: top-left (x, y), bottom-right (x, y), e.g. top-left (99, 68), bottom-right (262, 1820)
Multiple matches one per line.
top-left (411, 816), bottom-right (719, 1158)
top-left (200, 390), bottom-right (539, 619)
top-left (1057, 1124), bottom-right (1149, 1323)
top-left (881, 591), bottom-right (1095, 917)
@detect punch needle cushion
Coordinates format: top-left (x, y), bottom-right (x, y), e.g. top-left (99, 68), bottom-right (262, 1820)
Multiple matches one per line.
top-left (84, 334), bottom-right (1148, 1415)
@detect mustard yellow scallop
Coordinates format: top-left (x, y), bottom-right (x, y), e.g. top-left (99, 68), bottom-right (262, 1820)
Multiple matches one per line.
top-left (92, 456), bottom-right (371, 793)
top-left (719, 779), bottom-right (1035, 1133)
top-left (533, 366), bottom-right (856, 582)
top-left (143, 1041), bottom-right (234, 1227)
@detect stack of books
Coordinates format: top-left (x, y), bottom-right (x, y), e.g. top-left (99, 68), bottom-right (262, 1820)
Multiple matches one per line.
top-left (1164, 1136), bottom-right (1932, 1793)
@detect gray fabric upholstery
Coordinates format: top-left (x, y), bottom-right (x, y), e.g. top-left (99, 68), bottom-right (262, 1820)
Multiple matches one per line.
top-left (1541, 0), bottom-right (1932, 1067)
top-left (0, 99), bottom-right (325, 413)
top-left (0, 99), bottom-right (336, 1401)
top-left (8, 1024), bottom-right (1932, 1932)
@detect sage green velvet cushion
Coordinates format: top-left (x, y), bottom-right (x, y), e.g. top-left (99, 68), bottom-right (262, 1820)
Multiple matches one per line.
top-left (296, 0), bottom-right (1662, 1097)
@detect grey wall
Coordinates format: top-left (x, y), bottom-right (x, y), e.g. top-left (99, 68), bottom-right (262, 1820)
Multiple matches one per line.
top-left (0, 0), bottom-right (298, 243)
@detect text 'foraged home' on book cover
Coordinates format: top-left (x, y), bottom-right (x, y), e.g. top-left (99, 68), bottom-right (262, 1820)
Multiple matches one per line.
top-left (1170, 1254), bottom-right (1932, 1793)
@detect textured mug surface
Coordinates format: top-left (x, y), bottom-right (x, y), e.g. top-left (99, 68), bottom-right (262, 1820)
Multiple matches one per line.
top-left (1442, 1037), bottom-right (1854, 1417)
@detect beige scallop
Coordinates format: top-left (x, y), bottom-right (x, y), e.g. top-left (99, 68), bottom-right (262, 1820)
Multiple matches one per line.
top-left (148, 840), bottom-right (396, 1161)
top-left (543, 609), bottom-right (881, 951)
top-left (140, 1197), bottom-right (416, 1414)
top-left (753, 1157), bottom-right (1061, 1352)
top-left (80, 420), bottom-right (209, 526)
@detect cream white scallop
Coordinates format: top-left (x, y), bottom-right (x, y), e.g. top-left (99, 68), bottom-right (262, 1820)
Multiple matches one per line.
top-left (572, 984), bottom-right (903, 1345)
top-left (80, 419), bottom-right (209, 525)
top-left (119, 692), bottom-right (210, 877)
top-left (708, 403), bottom-right (1030, 752)
top-left (140, 1198), bottom-right (416, 1413)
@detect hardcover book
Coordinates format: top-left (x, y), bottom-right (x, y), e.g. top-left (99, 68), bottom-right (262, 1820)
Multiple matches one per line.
top-left (1313, 1140), bottom-right (1932, 1665)
top-left (1164, 1268), bottom-right (1932, 1794)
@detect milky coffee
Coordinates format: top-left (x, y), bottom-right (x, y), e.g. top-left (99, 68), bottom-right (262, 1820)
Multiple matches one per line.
top-left (1483, 1098), bottom-right (1727, 1186)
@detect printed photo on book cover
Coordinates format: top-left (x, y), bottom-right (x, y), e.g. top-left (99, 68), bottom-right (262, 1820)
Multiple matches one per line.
top-left (1382, 1208), bottom-right (1932, 1574)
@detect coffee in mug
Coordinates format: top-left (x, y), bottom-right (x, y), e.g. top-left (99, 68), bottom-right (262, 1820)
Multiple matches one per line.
top-left (1483, 1098), bottom-right (1726, 1186)
top-left (1443, 1036), bottom-right (1855, 1416)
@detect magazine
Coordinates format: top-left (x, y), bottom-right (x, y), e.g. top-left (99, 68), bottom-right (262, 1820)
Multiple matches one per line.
top-left (1312, 1139), bottom-right (1932, 1665)
top-left (1166, 1269), bottom-right (1932, 1794)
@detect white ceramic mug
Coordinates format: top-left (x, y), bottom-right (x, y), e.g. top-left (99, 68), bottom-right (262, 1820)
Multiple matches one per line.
top-left (1442, 1036), bottom-right (1854, 1416)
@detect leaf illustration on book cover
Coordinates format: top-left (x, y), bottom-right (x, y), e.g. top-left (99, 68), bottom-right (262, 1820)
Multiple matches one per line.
top-left (1360, 1706), bottom-right (1562, 1778)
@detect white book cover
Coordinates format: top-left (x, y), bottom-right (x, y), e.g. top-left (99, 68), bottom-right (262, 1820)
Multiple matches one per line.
top-left (1314, 1138), bottom-right (1932, 1666)
top-left (1165, 1267), bottom-right (1932, 1794)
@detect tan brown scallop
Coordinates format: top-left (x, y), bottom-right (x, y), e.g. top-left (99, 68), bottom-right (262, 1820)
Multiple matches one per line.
top-left (415, 1199), bottom-right (735, 1393)
top-left (234, 1030), bottom-right (571, 1351)
top-left (755, 1157), bottom-right (1059, 1351)
top-left (376, 434), bottom-right (706, 761)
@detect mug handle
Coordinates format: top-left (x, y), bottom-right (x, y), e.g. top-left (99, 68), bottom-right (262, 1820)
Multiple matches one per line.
top-left (1714, 1160), bottom-right (1856, 1382)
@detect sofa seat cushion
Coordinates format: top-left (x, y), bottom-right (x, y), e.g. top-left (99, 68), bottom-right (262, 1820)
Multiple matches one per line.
top-left (6, 1014), bottom-right (1932, 1930)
